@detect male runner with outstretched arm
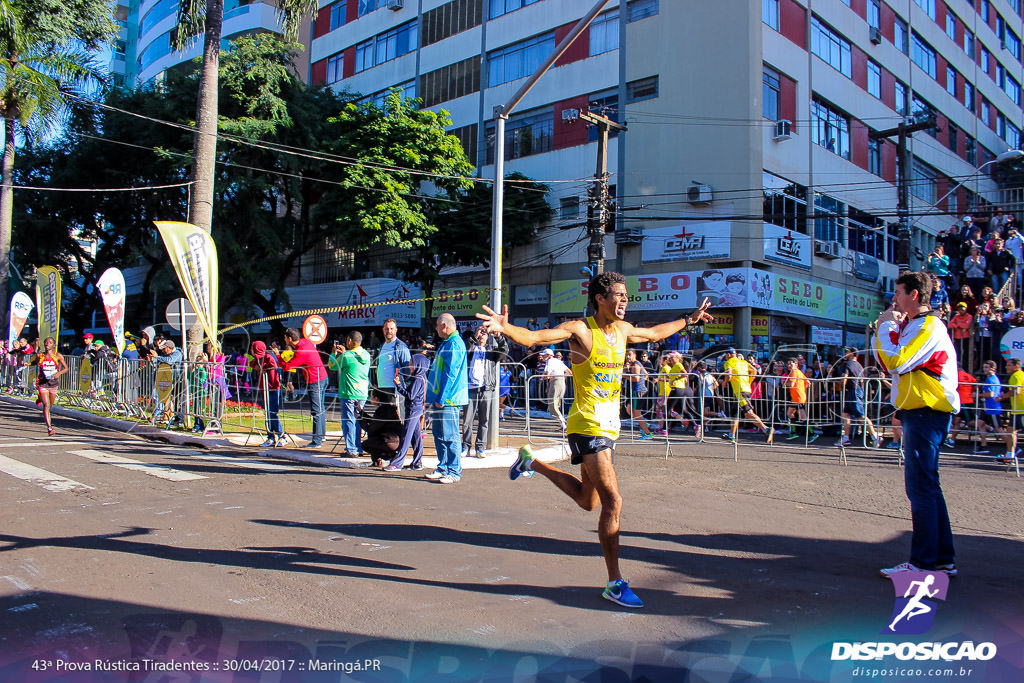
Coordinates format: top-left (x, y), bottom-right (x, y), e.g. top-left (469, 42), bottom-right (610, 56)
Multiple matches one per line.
top-left (476, 272), bottom-right (712, 608)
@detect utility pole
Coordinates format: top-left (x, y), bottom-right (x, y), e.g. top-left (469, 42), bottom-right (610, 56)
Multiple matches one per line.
top-left (579, 110), bottom-right (626, 277)
top-left (870, 116), bottom-right (936, 272)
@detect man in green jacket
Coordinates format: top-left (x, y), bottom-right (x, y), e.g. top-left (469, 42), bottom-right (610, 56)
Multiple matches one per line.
top-left (338, 330), bottom-right (371, 456)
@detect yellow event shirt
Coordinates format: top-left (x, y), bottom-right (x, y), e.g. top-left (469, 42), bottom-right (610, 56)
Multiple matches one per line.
top-left (1009, 370), bottom-right (1024, 414)
top-left (723, 356), bottom-right (751, 395)
top-left (566, 317), bottom-right (626, 439)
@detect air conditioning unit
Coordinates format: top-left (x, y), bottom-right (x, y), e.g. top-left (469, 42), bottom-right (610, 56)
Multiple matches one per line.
top-left (772, 119), bottom-right (792, 141)
top-left (614, 226), bottom-right (644, 245)
top-left (687, 183), bottom-right (713, 204)
top-left (561, 108), bottom-right (580, 122)
top-left (814, 240), bottom-right (841, 259)
top-left (386, 0), bottom-right (404, 10)
top-left (869, 26), bottom-right (882, 45)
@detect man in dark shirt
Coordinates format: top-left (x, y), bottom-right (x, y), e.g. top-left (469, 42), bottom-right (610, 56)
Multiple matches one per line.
top-left (833, 347), bottom-right (881, 448)
top-left (987, 237), bottom-right (1017, 293)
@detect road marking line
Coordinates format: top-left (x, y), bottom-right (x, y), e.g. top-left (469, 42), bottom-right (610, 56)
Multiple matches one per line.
top-left (67, 450), bottom-right (207, 482)
top-left (170, 452), bottom-right (300, 472)
top-left (0, 440), bottom-right (123, 448)
top-left (0, 454), bottom-right (94, 492)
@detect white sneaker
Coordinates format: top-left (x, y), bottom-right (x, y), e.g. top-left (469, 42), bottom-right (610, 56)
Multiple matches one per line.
top-left (425, 470), bottom-right (445, 480)
top-left (839, 437), bottom-right (852, 446)
top-left (438, 475), bottom-right (461, 484)
top-left (872, 435), bottom-right (883, 449)
top-left (880, 561), bottom-right (921, 578)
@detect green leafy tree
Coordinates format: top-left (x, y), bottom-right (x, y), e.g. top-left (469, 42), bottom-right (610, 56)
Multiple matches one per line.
top-left (174, 0), bottom-right (318, 234)
top-left (0, 0), bottom-right (115, 322)
top-left (13, 36), bottom-right (488, 335)
top-left (404, 172), bottom-right (553, 322)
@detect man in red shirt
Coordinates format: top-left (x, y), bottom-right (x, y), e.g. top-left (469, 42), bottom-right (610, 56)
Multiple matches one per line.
top-left (282, 328), bottom-right (329, 448)
top-left (948, 365), bottom-right (977, 449)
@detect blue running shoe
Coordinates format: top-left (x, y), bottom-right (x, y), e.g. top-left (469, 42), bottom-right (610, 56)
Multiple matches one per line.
top-left (637, 432), bottom-right (653, 441)
top-left (602, 579), bottom-right (644, 608)
top-left (509, 445), bottom-right (535, 480)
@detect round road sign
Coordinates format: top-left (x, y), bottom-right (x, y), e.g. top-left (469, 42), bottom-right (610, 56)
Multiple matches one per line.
top-left (303, 315), bottom-right (328, 344)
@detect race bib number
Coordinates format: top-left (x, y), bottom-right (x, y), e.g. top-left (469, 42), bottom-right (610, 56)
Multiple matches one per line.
top-left (594, 401), bottom-right (620, 433)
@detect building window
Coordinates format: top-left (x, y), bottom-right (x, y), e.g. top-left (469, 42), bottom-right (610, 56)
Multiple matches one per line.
top-left (869, 138), bottom-right (882, 176)
top-left (354, 21), bottom-right (419, 73)
top-left (559, 196), bottom-right (579, 219)
top-left (329, 1), bottom-right (347, 31)
top-left (485, 108), bottom-right (553, 163)
top-left (966, 134), bottom-right (977, 165)
top-left (627, 0), bottom-right (658, 22)
top-left (589, 10), bottom-right (619, 56)
top-left (895, 80), bottom-right (908, 115)
top-left (422, 0), bottom-right (483, 47)
top-left (360, 80), bottom-right (417, 108)
top-left (140, 0), bottom-right (178, 38)
top-left (489, 0), bottom-right (540, 19)
top-left (948, 123), bottom-right (958, 153)
top-left (868, 0), bottom-right (880, 28)
top-left (587, 91), bottom-right (619, 141)
top-left (964, 29), bottom-right (974, 58)
top-left (487, 32), bottom-right (555, 87)
top-left (420, 56), bottom-right (481, 107)
top-left (326, 52), bottom-right (344, 84)
top-left (981, 0), bottom-right (990, 22)
top-left (811, 97), bottom-right (850, 160)
top-left (1003, 70), bottom-right (1022, 106)
top-left (814, 193), bottom-right (846, 244)
top-left (449, 123), bottom-right (478, 165)
top-left (981, 46), bottom-right (990, 74)
top-left (946, 12), bottom-right (956, 41)
top-left (911, 32), bottom-right (937, 78)
top-left (358, 0), bottom-right (383, 17)
top-left (913, 0), bottom-right (936, 19)
top-left (762, 0), bottom-right (779, 30)
top-left (894, 17), bottom-right (909, 54)
top-left (910, 158), bottom-right (938, 204)
top-left (763, 171), bottom-right (809, 234)
top-left (946, 66), bottom-right (957, 96)
top-left (1005, 118), bottom-right (1022, 149)
top-left (849, 208), bottom-right (884, 258)
top-left (965, 81), bottom-right (975, 110)
top-left (626, 75), bottom-right (658, 103)
top-left (811, 16), bottom-right (852, 78)
top-left (912, 94), bottom-right (936, 136)
top-left (762, 66), bottom-right (780, 119)
top-left (982, 100), bottom-right (991, 126)
top-left (867, 60), bottom-right (881, 98)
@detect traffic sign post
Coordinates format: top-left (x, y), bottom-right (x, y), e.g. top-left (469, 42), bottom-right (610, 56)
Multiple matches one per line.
top-left (303, 315), bottom-right (328, 345)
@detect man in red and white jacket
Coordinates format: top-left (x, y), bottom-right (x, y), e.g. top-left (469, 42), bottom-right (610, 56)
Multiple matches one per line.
top-left (282, 328), bottom-right (328, 448)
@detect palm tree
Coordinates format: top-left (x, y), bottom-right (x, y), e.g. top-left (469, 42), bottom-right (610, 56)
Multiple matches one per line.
top-left (175, 0), bottom-right (318, 233)
top-left (0, 0), bottom-right (114, 322)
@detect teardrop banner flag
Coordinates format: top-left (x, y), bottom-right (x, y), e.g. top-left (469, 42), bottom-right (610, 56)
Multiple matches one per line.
top-left (8, 291), bottom-right (34, 346)
top-left (35, 266), bottom-right (62, 343)
top-left (154, 221), bottom-right (219, 349)
top-left (97, 267), bottom-right (127, 355)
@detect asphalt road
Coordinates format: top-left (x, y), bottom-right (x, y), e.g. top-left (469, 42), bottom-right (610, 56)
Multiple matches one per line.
top-left (0, 400), bottom-right (1021, 682)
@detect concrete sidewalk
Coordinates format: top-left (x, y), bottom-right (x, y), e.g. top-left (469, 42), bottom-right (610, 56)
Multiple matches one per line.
top-left (0, 393), bottom-right (569, 471)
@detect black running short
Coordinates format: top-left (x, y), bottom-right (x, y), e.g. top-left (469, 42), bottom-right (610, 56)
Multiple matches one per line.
top-left (567, 434), bottom-right (616, 465)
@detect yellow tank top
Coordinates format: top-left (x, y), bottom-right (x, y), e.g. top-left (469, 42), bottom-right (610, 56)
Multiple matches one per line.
top-left (566, 317), bottom-right (626, 438)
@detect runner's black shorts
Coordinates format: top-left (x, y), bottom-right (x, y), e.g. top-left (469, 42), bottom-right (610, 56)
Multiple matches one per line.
top-left (567, 434), bottom-right (616, 465)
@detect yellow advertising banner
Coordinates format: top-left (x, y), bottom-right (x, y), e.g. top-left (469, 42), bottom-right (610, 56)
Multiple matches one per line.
top-left (79, 357), bottom-right (93, 393)
top-left (751, 315), bottom-right (770, 336)
top-left (154, 221), bottom-right (219, 347)
top-left (155, 364), bottom-right (173, 403)
top-left (35, 266), bottom-right (61, 343)
top-left (703, 313), bottom-right (735, 335)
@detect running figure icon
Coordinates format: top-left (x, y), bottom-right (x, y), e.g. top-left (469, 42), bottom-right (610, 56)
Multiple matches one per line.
top-left (887, 574), bottom-right (939, 632)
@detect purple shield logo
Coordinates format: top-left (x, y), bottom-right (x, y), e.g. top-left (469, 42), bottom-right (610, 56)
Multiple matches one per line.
top-left (883, 571), bottom-right (949, 635)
